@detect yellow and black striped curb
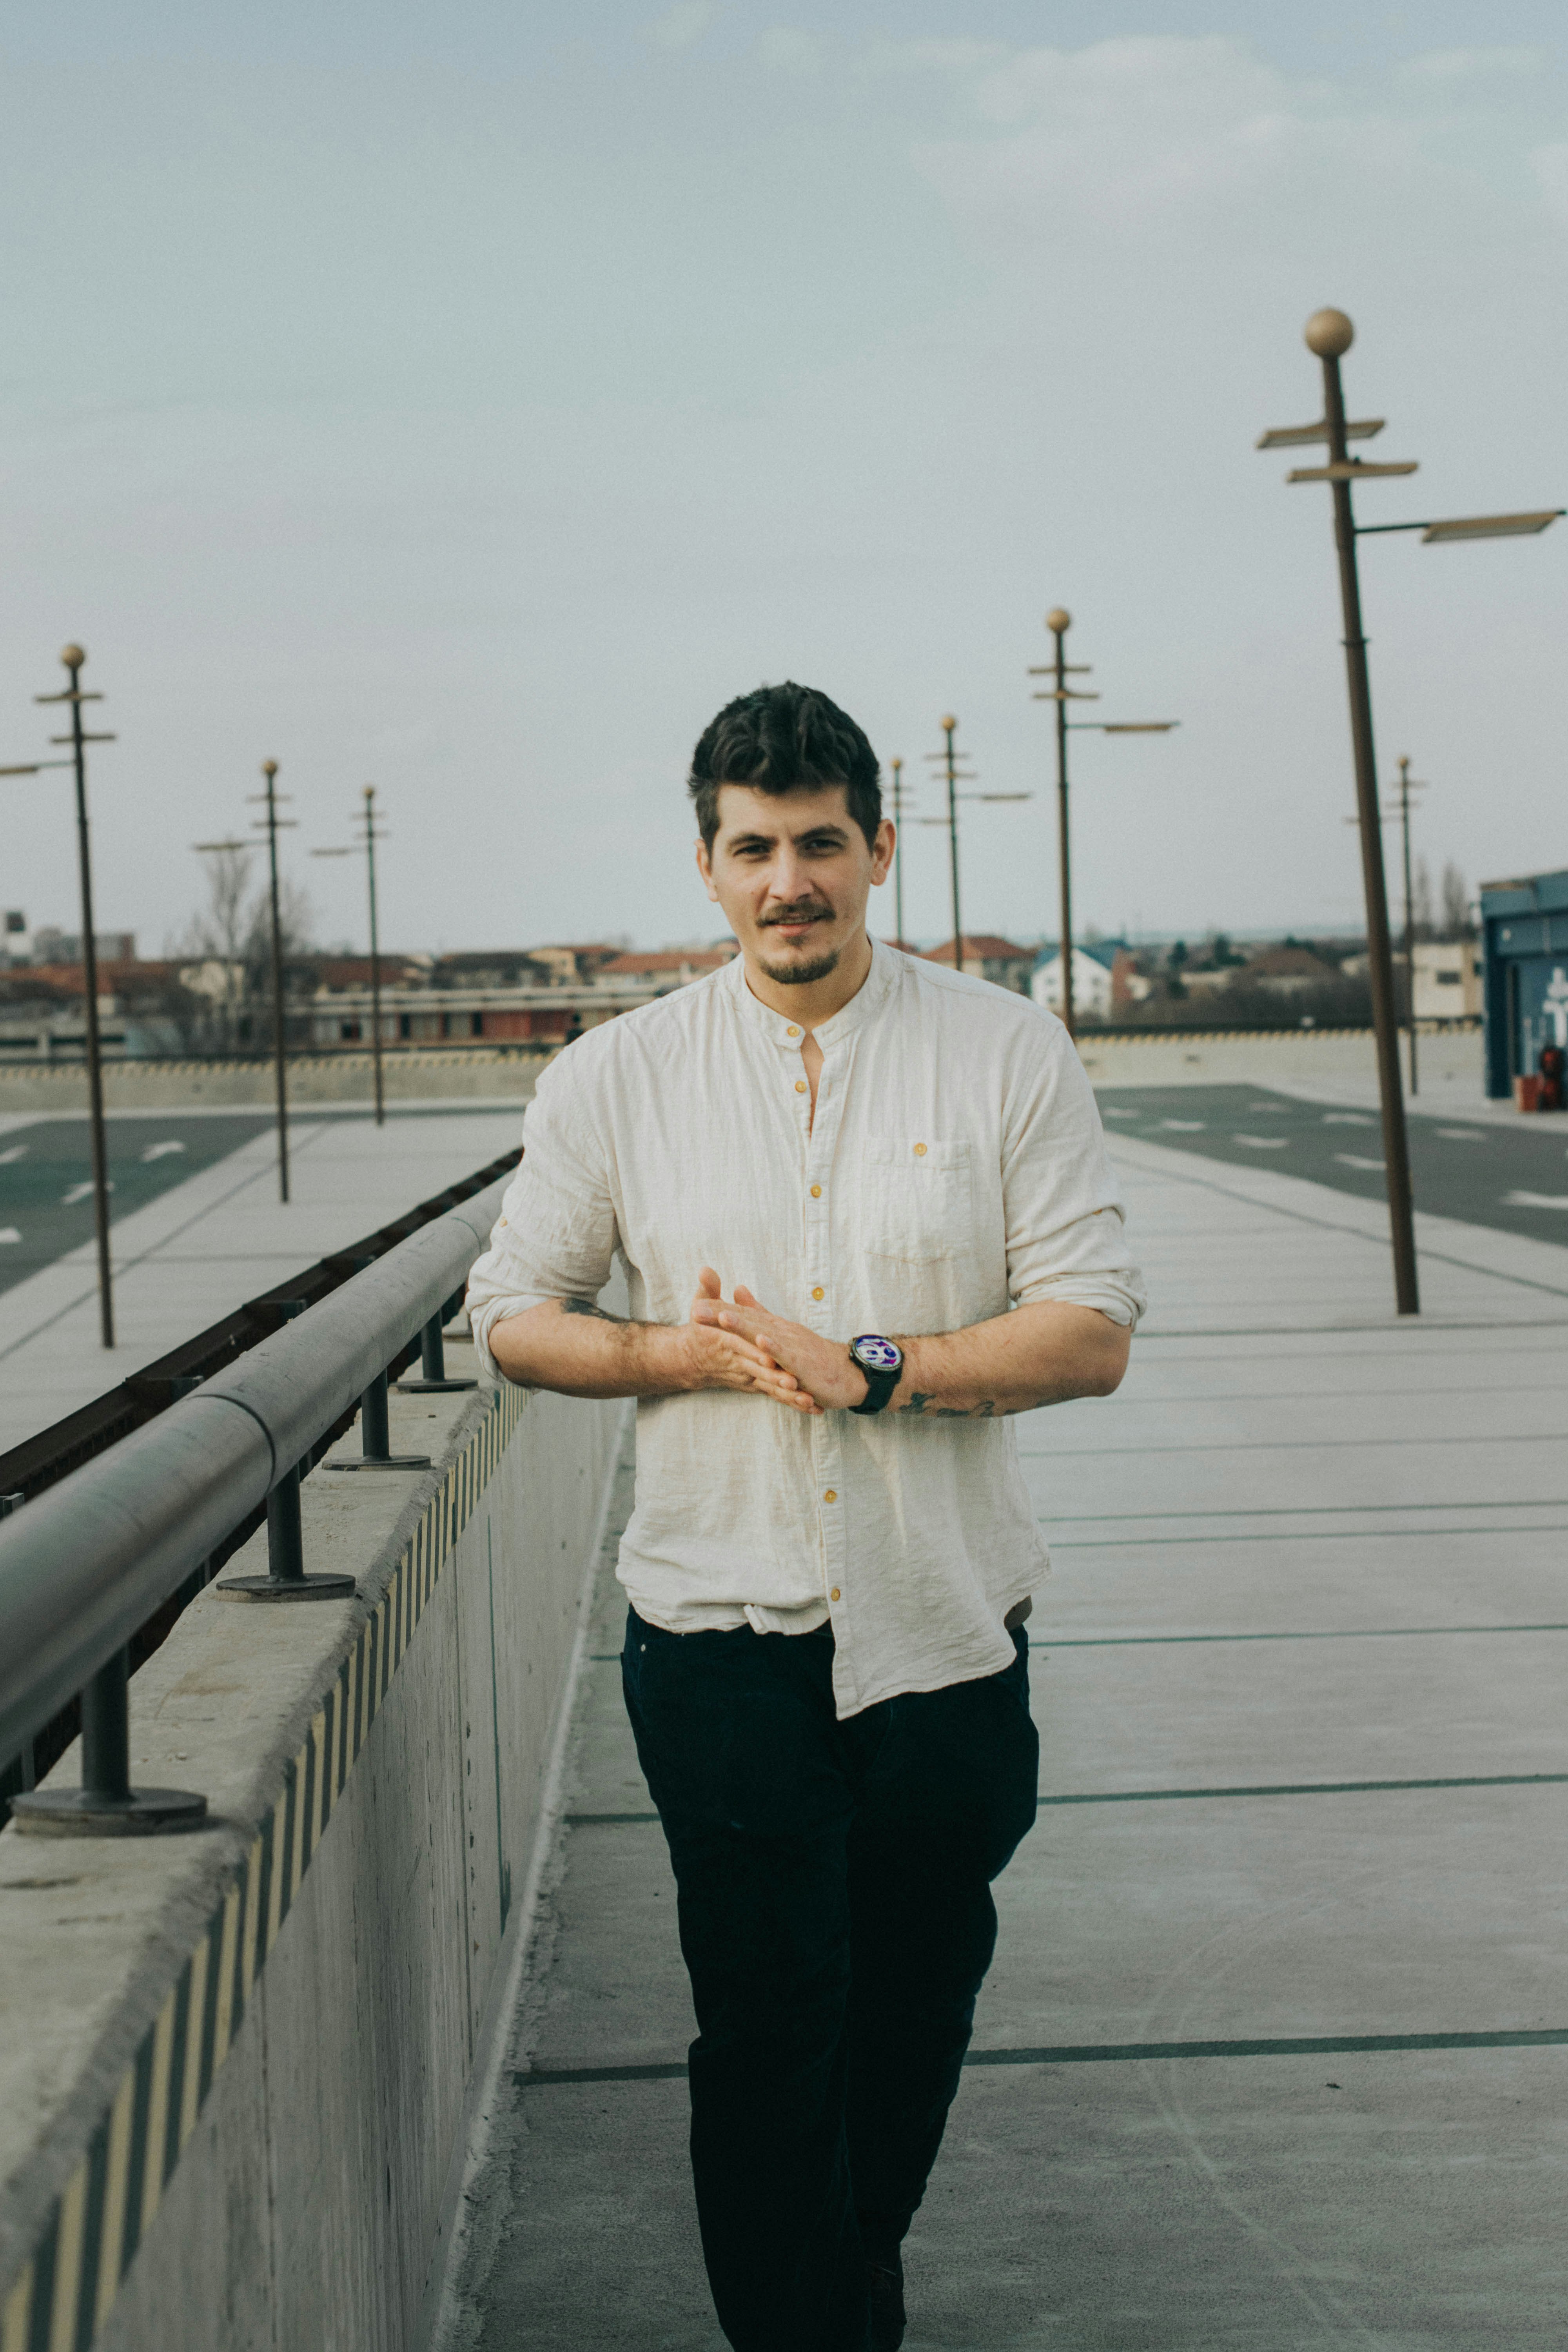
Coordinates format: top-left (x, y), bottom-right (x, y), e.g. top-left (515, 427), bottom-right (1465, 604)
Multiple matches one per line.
top-left (1, 1381), bottom-right (526, 2352)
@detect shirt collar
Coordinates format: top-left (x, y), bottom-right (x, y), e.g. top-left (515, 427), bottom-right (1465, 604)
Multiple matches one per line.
top-left (724, 934), bottom-right (897, 1051)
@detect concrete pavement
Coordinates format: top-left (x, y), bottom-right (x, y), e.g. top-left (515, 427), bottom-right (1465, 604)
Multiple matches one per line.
top-left (0, 1103), bottom-right (527, 1457)
top-left (436, 1131), bottom-right (1568, 2349)
top-left (1099, 1082), bottom-right (1568, 1248)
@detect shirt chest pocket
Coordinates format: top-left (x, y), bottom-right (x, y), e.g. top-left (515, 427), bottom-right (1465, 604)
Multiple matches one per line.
top-left (858, 1139), bottom-right (973, 1265)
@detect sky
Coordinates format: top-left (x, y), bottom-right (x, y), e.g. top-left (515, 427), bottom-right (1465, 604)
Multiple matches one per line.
top-left (1, 2), bottom-right (1564, 957)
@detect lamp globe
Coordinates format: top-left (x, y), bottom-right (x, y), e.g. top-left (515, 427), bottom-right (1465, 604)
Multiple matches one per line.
top-left (1304, 309), bottom-right (1354, 359)
top-left (1045, 607), bottom-right (1071, 634)
top-left (60, 643), bottom-right (86, 669)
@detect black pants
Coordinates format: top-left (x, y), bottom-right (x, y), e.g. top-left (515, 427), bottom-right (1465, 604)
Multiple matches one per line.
top-left (621, 1610), bottom-right (1039, 2352)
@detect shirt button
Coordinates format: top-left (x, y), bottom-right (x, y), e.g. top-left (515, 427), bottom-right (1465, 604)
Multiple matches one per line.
top-left (829, 1587), bottom-right (841, 1602)
top-left (824, 1490), bottom-right (837, 1503)
top-left (811, 1286), bottom-right (824, 1301)
top-left (795, 1080), bottom-right (807, 1094)
top-left (809, 1184), bottom-right (821, 1198)
top-left (913, 1142), bottom-right (927, 1157)
top-left (787, 1025), bottom-right (800, 1037)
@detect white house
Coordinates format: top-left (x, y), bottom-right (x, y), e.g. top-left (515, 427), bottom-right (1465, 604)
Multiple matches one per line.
top-left (1031, 944), bottom-right (1117, 1022)
top-left (1412, 941), bottom-right (1483, 1022)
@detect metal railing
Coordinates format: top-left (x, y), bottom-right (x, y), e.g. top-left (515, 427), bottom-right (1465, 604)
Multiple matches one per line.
top-left (0, 1167), bottom-right (511, 1835)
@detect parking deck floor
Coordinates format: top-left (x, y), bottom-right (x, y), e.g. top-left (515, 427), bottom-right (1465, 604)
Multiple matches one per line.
top-left (441, 1129), bottom-right (1568, 2350)
top-left (0, 1102), bottom-right (526, 1456)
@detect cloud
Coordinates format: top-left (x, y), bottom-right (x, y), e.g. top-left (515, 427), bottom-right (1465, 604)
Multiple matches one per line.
top-left (862, 32), bottom-right (1562, 269)
top-left (1532, 143), bottom-right (1568, 229)
top-left (757, 27), bottom-right (826, 75)
top-left (648, 1), bottom-right (718, 52)
top-left (1397, 46), bottom-right (1545, 82)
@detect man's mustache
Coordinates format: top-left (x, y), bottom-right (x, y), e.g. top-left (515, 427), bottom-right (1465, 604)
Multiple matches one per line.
top-left (759, 901), bottom-right (834, 927)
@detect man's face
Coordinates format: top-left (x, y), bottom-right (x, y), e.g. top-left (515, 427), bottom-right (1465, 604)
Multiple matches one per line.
top-left (697, 783), bottom-right (894, 986)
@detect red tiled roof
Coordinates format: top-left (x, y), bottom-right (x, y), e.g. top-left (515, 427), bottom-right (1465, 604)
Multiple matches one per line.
top-left (926, 935), bottom-right (1033, 964)
top-left (597, 946), bottom-right (738, 975)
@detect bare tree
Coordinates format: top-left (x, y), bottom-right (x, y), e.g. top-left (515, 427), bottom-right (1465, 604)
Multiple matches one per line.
top-left (175, 847), bottom-right (254, 1050)
top-left (1412, 856), bottom-right (1435, 941)
top-left (173, 858), bottom-right (318, 1054)
top-left (1440, 861), bottom-right (1472, 939)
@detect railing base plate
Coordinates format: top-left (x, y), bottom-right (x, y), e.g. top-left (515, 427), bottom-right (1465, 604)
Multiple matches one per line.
top-left (395, 1378), bottom-right (478, 1394)
top-left (323, 1455), bottom-right (432, 1472)
top-left (218, 1573), bottom-right (359, 1602)
top-left (11, 1786), bottom-right (208, 1837)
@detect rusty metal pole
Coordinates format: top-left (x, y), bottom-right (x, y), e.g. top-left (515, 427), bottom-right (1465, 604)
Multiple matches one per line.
top-left (1310, 311), bottom-right (1419, 1313)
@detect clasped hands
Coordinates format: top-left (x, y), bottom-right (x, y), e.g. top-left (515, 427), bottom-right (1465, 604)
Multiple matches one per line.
top-left (681, 1267), bottom-right (868, 1416)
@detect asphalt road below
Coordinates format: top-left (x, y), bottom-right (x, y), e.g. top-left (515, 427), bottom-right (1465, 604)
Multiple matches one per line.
top-left (0, 1114), bottom-right (276, 1297)
top-left (1097, 1083), bottom-right (1568, 1247)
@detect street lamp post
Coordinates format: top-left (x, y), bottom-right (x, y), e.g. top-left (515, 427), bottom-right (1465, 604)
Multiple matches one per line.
top-left (313, 786), bottom-right (390, 1125)
top-left (1396, 758), bottom-right (1424, 1097)
top-left (888, 757), bottom-right (909, 946)
top-left (917, 719), bottom-right (1030, 973)
top-left (249, 761), bottom-right (297, 1203)
top-left (1257, 305), bottom-right (1563, 1316)
top-left (1027, 611), bottom-right (1178, 1038)
top-left (2, 645), bottom-right (119, 1348)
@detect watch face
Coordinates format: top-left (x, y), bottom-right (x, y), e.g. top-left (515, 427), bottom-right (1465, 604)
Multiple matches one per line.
top-left (852, 1334), bottom-right (902, 1374)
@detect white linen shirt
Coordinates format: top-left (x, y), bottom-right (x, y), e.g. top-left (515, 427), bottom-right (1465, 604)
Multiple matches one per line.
top-left (465, 940), bottom-right (1145, 1717)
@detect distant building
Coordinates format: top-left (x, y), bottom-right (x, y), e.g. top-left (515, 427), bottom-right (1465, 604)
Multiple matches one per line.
top-left (1, 912), bottom-right (30, 968)
top-left (926, 936), bottom-right (1035, 993)
top-left (1412, 940), bottom-right (1483, 1022)
top-left (593, 945), bottom-right (739, 993)
top-left (29, 927), bottom-right (137, 966)
top-left (1239, 945), bottom-right (1343, 995)
top-left (1031, 941), bottom-right (1124, 1022)
top-left (1479, 867), bottom-right (1568, 1097)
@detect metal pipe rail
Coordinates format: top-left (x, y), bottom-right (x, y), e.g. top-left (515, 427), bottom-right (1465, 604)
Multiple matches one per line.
top-left (0, 1173), bottom-right (509, 1835)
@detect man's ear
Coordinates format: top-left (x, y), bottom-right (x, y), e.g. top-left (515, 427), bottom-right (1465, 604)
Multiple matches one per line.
top-left (695, 837), bottom-right (720, 904)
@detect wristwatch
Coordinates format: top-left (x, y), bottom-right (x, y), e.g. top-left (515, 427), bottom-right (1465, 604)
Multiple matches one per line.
top-left (848, 1333), bottom-right (905, 1415)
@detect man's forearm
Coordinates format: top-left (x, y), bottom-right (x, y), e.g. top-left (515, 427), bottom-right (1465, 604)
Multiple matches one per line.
top-left (486, 1298), bottom-right (689, 1398)
top-left (889, 1302), bottom-right (1130, 1418)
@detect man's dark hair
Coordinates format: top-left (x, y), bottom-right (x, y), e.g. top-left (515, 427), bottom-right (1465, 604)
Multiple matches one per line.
top-left (688, 682), bottom-right (882, 851)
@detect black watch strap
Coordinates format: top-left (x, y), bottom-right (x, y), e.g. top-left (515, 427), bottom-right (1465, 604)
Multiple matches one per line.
top-left (849, 1358), bottom-right (903, 1415)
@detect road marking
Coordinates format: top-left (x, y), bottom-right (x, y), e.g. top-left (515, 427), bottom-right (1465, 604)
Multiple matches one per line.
top-left (1233, 1134), bottom-right (1288, 1149)
top-left (1159, 1119), bottom-right (1206, 1131)
top-left (0, 1144), bottom-right (27, 1164)
top-left (1323, 1112), bottom-right (1376, 1125)
top-left (1504, 1190), bottom-right (1568, 1210)
top-left (1101, 1107), bottom-right (1140, 1118)
top-left (1436, 1127), bottom-right (1485, 1140)
top-left (0, 1228), bottom-right (20, 1244)
top-left (1334, 1152), bottom-right (1385, 1170)
top-left (141, 1139), bottom-right (187, 1162)
top-left (60, 1180), bottom-right (116, 1205)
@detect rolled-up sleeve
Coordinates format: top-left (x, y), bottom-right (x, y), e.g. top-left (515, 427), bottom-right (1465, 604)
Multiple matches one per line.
top-left (1001, 1021), bottom-right (1147, 1328)
top-left (463, 1053), bottom-right (620, 1381)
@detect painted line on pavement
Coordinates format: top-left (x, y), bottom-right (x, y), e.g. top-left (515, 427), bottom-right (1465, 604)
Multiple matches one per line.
top-left (515, 2027), bottom-right (1568, 2091)
top-left (563, 1772), bottom-right (1568, 1831)
top-left (1053, 1523), bottom-right (1568, 1549)
top-left (1031, 1623), bottom-right (1568, 1646)
top-left (1037, 1773), bottom-right (1568, 1806)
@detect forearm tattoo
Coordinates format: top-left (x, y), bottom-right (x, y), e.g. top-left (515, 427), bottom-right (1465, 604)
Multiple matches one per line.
top-left (559, 1296), bottom-right (628, 1323)
top-left (902, 1391), bottom-right (1051, 1419)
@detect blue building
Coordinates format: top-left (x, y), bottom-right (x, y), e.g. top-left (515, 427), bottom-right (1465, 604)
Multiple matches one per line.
top-left (1479, 866), bottom-right (1568, 1098)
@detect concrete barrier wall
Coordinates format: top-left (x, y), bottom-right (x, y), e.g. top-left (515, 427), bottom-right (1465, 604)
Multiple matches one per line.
top-left (0, 1048), bottom-right (554, 1114)
top-left (1074, 1024), bottom-right (1483, 1092)
top-left (0, 1339), bottom-right (627, 2352)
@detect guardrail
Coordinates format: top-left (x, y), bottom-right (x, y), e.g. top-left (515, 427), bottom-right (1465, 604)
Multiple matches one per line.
top-left (0, 1168), bottom-right (511, 1837)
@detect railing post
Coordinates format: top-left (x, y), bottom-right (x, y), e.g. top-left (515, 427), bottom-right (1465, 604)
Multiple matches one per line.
top-left (10, 1629), bottom-right (207, 1837)
top-left (396, 1310), bottom-right (477, 1396)
top-left (218, 1462), bottom-right (357, 1602)
top-left (327, 1364), bottom-right (432, 1472)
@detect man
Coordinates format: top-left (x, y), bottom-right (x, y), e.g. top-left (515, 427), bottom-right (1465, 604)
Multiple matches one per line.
top-left (465, 682), bottom-right (1145, 2352)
